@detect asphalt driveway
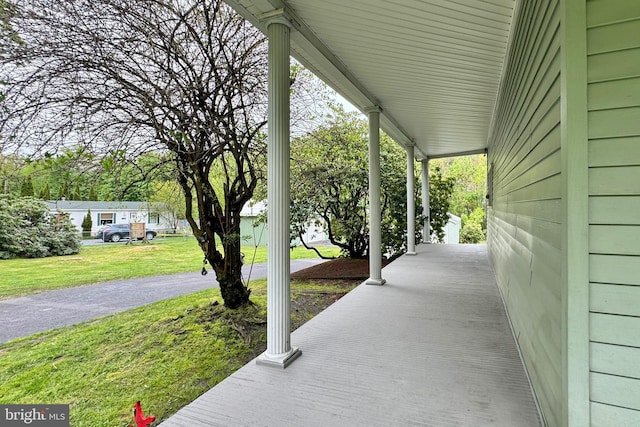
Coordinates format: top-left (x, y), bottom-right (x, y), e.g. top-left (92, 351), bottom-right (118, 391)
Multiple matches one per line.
top-left (0, 259), bottom-right (327, 344)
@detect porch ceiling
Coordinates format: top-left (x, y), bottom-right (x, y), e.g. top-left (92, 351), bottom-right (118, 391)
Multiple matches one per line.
top-left (226, 0), bottom-right (516, 159)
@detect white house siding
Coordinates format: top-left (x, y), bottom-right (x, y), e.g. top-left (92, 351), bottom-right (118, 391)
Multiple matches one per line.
top-left (486, 1), bottom-right (562, 425)
top-left (443, 213), bottom-right (461, 244)
top-left (46, 200), bottom-right (174, 235)
top-left (587, 1), bottom-right (640, 424)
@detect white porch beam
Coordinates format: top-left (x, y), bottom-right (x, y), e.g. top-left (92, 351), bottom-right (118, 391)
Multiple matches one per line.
top-left (425, 148), bottom-right (486, 160)
top-left (257, 12), bottom-right (301, 369)
top-left (406, 144), bottom-right (417, 255)
top-left (421, 159), bottom-right (430, 243)
top-left (365, 107), bottom-right (385, 286)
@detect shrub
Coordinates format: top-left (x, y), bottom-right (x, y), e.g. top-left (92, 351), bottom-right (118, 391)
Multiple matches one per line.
top-left (0, 195), bottom-right (81, 259)
top-left (463, 207), bottom-right (486, 232)
top-left (460, 222), bottom-right (485, 244)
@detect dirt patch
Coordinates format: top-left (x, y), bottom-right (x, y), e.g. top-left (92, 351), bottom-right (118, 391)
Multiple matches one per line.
top-left (290, 279), bottom-right (358, 329)
top-left (291, 257), bottom-right (392, 280)
top-left (128, 245), bottom-right (160, 251)
top-left (193, 301), bottom-right (267, 357)
top-left (189, 284), bottom-right (357, 359)
top-left (190, 259), bottom-right (386, 358)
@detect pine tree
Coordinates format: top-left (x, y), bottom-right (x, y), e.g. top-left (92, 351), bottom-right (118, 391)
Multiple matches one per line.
top-left (20, 176), bottom-right (34, 197)
top-left (81, 209), bottom-right (93, 237)
top-left (57, 182), bottom-right (69, 200)
top-left (39, 183), bottom-right (51, 200)
top-left (72, 182), bottom-right (82, 200)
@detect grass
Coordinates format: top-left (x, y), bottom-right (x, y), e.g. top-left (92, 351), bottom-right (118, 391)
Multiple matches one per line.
top-left (0, 237), bottom-right (341, 299)
top-left (0, 277), bottom-right (358, 427)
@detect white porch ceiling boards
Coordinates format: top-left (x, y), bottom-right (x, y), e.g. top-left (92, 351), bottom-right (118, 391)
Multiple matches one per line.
top-left (226, 0), bottom-right (516, 159)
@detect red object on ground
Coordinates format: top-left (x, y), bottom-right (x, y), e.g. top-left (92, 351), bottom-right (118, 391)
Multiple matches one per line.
top-left (129, 401), bottom-right (155, 427)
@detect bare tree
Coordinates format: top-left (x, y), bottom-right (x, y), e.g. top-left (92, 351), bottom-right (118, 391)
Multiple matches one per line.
top-left (1, 0), bottom-right (290, 308)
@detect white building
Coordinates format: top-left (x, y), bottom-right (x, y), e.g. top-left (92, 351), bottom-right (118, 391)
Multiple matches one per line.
top-left (45, 200), bottom-right (175, 236)
top-left (239, 200), bottom-right (328, 247)
top-left (442, 213), bottom-right (461, 244)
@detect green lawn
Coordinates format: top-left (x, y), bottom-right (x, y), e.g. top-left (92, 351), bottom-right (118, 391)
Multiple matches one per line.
top-left (0, 236), bottom-right (347, 426)
top-left (0, 237), bottom-right (341, 299)
top-left (0, 278), bottom-right (357, 427)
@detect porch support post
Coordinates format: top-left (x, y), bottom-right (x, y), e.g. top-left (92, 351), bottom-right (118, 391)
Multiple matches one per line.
top-left (406, 144), bottom-right (417, 255)
top-left (365, 106), bottom-right (385, 286)
top-left (256, 12), bottom-right (300, 369)
top-left (421, 158), bottom-right (430, 243)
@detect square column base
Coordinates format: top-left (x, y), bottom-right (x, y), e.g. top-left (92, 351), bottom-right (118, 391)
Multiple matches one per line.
top-left (366, 278), bottom-right (386, 286)
top-left (406, 251), bottom-right (417, 256)
top-left (256, 347), bottom-right (301, 369)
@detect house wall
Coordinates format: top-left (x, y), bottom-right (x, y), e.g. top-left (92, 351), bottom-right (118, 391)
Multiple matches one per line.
top-left (94, 210), bottom-right (145, 227)
top-left (486, 1), bottom-right (562, 425)
top-left (442, 213), bottom-right (461, 244)
top-left (66, 212), bottom-right (86, 233)
top-left (239, 217), bottom-right (328, 247)
top-left (586, 1), bottom-right (640, 424)
top-left (58, 209), bottom-right (173, 235)
top-left (240, 217), bottom-right (269, 247)
top-left (47, 201), bottom-right (176, 235)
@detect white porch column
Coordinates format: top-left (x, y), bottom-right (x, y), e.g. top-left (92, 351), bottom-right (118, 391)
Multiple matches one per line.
top-left (421, 159), bottom-right (430, 243)
top-left (257, 13), bottom-right (300, 369)
top-left (365, 107), bottom-right (385, 286)
top-left (406, 144), bottom-right (417, 255)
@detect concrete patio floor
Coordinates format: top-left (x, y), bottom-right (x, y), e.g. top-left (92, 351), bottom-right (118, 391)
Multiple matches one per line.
top-left (160, 244), bottom-right (541, 426)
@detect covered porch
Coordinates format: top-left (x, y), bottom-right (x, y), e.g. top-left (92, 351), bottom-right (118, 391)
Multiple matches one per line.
top-left (160, 244), bottom-right (540, 426)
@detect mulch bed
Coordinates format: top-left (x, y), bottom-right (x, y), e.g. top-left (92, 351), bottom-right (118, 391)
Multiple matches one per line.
top-left (291, 257), bottom-right (392, 280)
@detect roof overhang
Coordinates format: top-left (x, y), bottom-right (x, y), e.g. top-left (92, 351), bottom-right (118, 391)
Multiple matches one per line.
top-left (225, 0), bottom-right (516, 159)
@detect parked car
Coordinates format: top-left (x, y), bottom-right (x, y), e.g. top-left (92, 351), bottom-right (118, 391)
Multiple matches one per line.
top-left (94, 224), bottom-right (110, 239)
top-left (96, 224), bottom-right (157, 242)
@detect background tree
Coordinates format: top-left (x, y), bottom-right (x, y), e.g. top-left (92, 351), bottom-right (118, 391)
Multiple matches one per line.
top-left (291, 109), bottom-right (369, 258)
top-left (429, 166), bottom-right (455, 243)
top-left (0, 1), bottom-right (20, 49)
top-left (431, 155), bottom-right (487, 243)
top-left (18, 171), bottom-right (32, 195)
top-left (1, 0), bottom-right (21, 144)
top-left (17, 149), bottom-right (99, 201)
top-left (1, 0), bottom-right (330, 308)
top-left (150, 180), bottom-right (186, 233)
top-left (38, 182), bottom-right (50, 199)
top-left (380, 144), bottom-right (422, 258)
top-left (0, 153), bottom-right (22, 194)
top-left (289, 106), bottom-right (420, 259)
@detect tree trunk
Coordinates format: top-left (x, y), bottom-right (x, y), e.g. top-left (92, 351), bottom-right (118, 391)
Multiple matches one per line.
top-left (211, 244), bottom-right (251, 309)
top-left (179, 171), bottom-right (252, 309)
top-left (210, 210), bottom-right (251, 309)
top-left (217, 272), bottom-right (251, 309)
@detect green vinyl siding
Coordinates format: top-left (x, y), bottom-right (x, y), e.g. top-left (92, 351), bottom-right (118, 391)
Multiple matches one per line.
top-left (487, 1), bottom-right (561, 425)
top-left (591, 402), bottom-right (640, 427)
top-left (590, 254), bottom-right (640, 286)
top-left (590, 342), bottom-right (640, 380)
top-left (239, 217), bottom-right (268, 247)
top-left (587, 0), bottom-right (640, 424)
